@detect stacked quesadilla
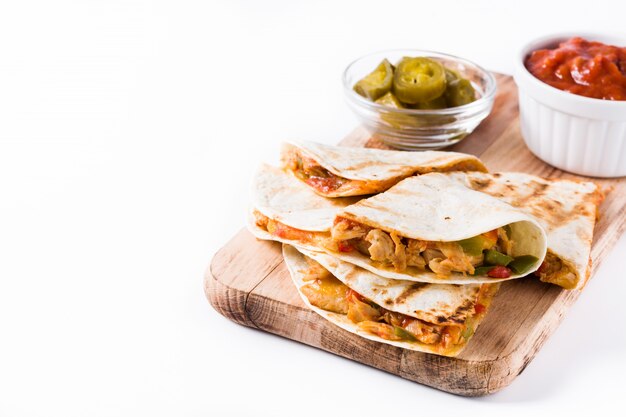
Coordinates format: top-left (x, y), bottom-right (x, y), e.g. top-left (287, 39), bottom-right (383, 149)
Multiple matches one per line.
top-left (248, 141), bottom-right (604, 357)
top-left (283, 245), bottom-right (499, 356)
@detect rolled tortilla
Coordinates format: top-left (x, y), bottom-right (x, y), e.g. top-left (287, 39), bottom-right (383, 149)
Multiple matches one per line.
top-left (328, 173), bottom-right (548, 284)
top-left (250, 163), bottom-right (357, 233)
top-left (445, 171), bottom-right (604, 290)
top-left (280, 140), bottom-right (487, 197)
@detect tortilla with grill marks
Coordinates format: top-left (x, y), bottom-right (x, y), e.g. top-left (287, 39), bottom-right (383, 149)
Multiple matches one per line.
top-left (250, 163), bottom-right (358, 233)
top-left (283, 245), bottom-right (499, 357)
top-left (280, 140), bottom-right (487, 197)
top-left (249, 166), bottom-right (548, 285)
top-left (295, 246), bottom-right (484, 326)
top-left (329, 173), bottom-right (548, 284)
top-left (445, 171), bottom-right (603, 290)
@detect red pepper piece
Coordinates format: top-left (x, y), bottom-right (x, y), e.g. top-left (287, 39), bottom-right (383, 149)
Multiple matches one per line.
top-left (487, 266), bottom-right (512, 278)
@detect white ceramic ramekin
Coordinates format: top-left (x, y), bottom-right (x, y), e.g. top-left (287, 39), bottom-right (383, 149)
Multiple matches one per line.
top-left (514, 33), bottom-right (626, 178)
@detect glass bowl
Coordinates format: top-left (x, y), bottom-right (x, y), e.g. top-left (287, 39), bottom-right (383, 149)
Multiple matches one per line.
top-left (343, 49), bottom-right (497, 150)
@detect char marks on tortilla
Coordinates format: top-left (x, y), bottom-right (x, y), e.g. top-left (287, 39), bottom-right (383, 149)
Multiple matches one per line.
top-left (446, 171), bottom-right (603, 290)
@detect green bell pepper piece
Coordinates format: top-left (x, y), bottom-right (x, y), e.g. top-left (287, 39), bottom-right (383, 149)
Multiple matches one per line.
top-left (457, 236), bottom-right (487, 257)
top-left (472, 266), bottom-right (495, 276)
top-left (393, 326), bottom-right (417, 342)
top-left (508, 255), bottom-right (540, 275)
top-left (461, 321), bottom-right (474, 340)
top-left (484, 250), bottom-right (513, 266)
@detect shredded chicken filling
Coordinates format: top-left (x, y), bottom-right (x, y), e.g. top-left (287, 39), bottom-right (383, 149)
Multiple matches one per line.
top-left (253, 210), bottom-right (352, 254)
top-left (536, 252), bottom-right (578, 290)
top-left (300, 258), bottom-right (498, 351)
top-left (331, 217), bottom-right (513, 277)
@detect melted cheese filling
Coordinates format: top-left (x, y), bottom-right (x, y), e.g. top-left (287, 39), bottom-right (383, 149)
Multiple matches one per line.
top-left (299, 257), bottom-right (498, 353)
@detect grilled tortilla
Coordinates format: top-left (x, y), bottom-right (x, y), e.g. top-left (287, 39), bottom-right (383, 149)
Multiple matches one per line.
top-left (248, 163), bottom-right (356, 250)
top-left (329, 173), bottom-right (548, 283)
top-left (446, 172), bottom-right (604, 290)
top-left (283, 245), bottom-right (499, 357)
top-left (250, 166), bottom-right (548, 285)
top-left (280, 140), bottom-right (487, 197)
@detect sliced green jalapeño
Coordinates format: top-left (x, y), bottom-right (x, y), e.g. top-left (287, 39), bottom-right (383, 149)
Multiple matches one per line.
top-left (354, 59), bottom-right (394, 101)
top-left (392, 57), bottom-right (446, 104)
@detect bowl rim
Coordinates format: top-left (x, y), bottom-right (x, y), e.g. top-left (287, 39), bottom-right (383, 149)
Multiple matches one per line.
top-left (515, 32), bottom-right (626, 109)
top-left (342, 48), bottom-right (497, 116)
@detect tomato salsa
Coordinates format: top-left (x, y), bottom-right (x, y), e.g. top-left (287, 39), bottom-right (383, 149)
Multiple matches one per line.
top-left (525, 37), bottom-right (626, 101)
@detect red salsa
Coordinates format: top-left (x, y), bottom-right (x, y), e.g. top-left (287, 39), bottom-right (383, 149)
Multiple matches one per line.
top-left (525, 37), bottom-right (626, 100)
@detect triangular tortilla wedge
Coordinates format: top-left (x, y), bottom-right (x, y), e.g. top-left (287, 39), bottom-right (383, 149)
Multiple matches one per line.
top-left (280, 140), bottom-right (487, 197)
top-left (283, 245), bottom-right (499, 357)
top-left (328, 173), bottom-right (548, 283)
top-left (248, 163), bottom-right (355, 253)
top-left (250, 163), bottom-right (358, 232)
top-left (445, 172), bottom-right (604, 290)
top-left (249, 165), bottom-right (548, 285)
top-left (296, 246), bottom-right (484, 325)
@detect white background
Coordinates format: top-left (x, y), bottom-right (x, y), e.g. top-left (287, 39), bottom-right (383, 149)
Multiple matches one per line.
top-left (1, 1), bottom-right (625, 416)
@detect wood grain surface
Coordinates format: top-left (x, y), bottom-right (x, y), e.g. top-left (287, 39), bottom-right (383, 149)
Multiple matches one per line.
top-left (205, 74), bottom-right (626, 396)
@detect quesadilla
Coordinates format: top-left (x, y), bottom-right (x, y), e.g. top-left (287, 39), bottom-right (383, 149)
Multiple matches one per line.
top-left (249, 163), bottom-right (357, 249)
top-left (250, 166), bottom-right (548, 285)
top-left (446, 172), bottom-right (603, 290)
top-left (280, 140), bottom-right (487, 197)
top-left (329, 173), bottom-right (548, 284)
top-left (283, 245), bottom-right (500, 357)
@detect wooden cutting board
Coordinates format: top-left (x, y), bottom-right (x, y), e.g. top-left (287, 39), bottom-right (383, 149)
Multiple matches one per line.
top-left (205, 74), bottom-right (626, 396)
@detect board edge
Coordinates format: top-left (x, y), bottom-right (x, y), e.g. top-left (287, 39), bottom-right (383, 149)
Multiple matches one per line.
top-left (207, 254), bottom-right (535, 397)
top-left (204, 256), bottom-right (258, 329)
